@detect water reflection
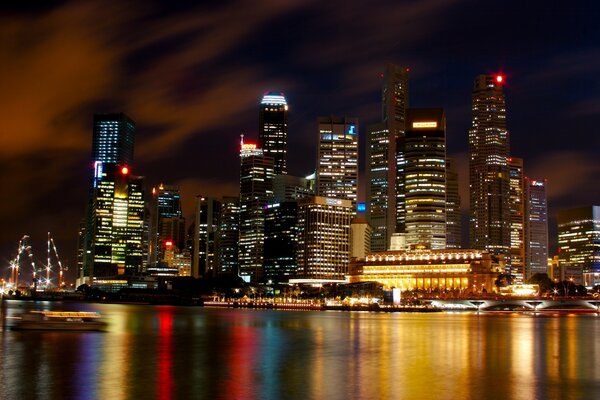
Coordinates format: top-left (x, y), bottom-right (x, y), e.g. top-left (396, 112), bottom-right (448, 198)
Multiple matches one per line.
top-left (1, 301), bottom-right (599, 399)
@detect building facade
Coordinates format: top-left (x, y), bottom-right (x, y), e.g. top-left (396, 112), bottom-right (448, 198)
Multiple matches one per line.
top-left (524, 178), bottom-right (548, 279)
top-left (445, 157), bottom-right (462, 249)
top-left (149, 184), bottom-right (185, 268)
top-left (557, 206), bottom-right (599, 286)
top-left (348, 249), bottom-right (504, 293)
top-left (259, 92), bottom-right (288, 175)
top-left (316, 116), bottom-right (359, 208)
top-left (296, 196), bottom-right (353, 282)
top-left (401, 108), bottom-right (447, 249)
top-left (192, 196), bottom-right (220, 278)
top-left (508, 157), bottom-right (525, 281)
top-left (87, 164), bottom-right (145, 278)
top-left (263, 202), bottom-right (299, 283)
top-left (81, 113), bottom-right (138, 283)
top-left (217, 196), bottom-right (240, 276)
top-left (238, 141), bottom-right (274, 282)
top-left (468, 75), bottom-right (511, 258)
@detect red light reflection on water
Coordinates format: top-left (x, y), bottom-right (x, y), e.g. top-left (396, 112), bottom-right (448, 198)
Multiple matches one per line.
top-left (157, 308), bottom-right (173, 400)
top-left (226, 322), bottom-right (258, 399)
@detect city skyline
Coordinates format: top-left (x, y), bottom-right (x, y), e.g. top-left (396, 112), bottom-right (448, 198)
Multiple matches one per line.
top-left (1, 1), bottom-right (599, 278)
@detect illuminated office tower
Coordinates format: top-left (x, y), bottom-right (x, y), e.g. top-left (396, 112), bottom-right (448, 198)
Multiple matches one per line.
top-left (445, 157), bottom-right (462, 249)
top-left (259, 92), bottom-right (288, 175)
top-left (508, 157), bottom-right (525, 281)
top-left (524, 178), bottom-right (548, 279)
top-left (88, 164), bottom-right (145, 278)
top-left (264, 202), bottom-right (299, 283)
top-left (296, 196), bottom-right (353, 281)
top-left (367, 65), bottom-right (410, 250)
top-left (400, 108), bottom-right (446, 249)
top-left (557, 206), bottom-right (600, 286)
top-left (149, 184), bottom-right (185, 267)
top-left (217, 196), bottom-right (240, 276)
top-left (91, 113), bottom-right (135, 165)
top-left (239, 140), bottom-right (274, 282)
top-left (192, 196), bottom-right (220, 278)
top-left (81, 113), bottom-right (136, 283)
top-left (316, 116), bottom-right (358, 208)
top-left (468, 74), bottom-right (510, 257)
top-left (366, 122), bottom-right (391, 251)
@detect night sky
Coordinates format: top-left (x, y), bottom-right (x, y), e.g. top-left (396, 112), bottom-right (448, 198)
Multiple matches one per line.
top-left (1, 1), bottom-right (599, 280)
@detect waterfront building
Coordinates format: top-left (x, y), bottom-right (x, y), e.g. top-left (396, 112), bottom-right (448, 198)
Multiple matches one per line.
top-left (149, 184), bottom-right (185, 267)
top-left (263, 202), bottom-right (299, 283)
top-left (217, 196), bottom-right (240, 276)
top-left (468, 75), bottom-right (510, 257)
top-left (192, 196), bottom-right (220, 278)
top-left (295, 196), bottom-right (353, 282)
top-left (316, 116), bottom-right (359, 208)
top-left (445, 157), bottom-right (462, 249)
top-left (557, 206), bottom-right (599, 286)
top-left (508, 157), bottom-right (525, 281)
top-left (87, 164), bottom-right (145, 278)
top-left (401, 108), bottom-right (446, 250)
top-left (348, 249), bottom-right (504, 293)
top-left (259, 92), bottom-right (288, 175)
top-left (239, 141), bottom-right (274, 282)
top-left (524, 178), bottom-right (548, 279)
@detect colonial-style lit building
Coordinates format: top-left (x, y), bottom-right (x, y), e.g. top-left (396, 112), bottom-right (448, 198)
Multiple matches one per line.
top-left (348, 248), bottom-right (504, 293)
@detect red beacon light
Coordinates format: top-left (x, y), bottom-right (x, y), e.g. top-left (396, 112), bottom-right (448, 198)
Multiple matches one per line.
top-left (165, 240), bottom-right (173, 247)
top-left (121, 166), bottom-right (129, 175)
top-left (496, 75), bottom-right (503, 83)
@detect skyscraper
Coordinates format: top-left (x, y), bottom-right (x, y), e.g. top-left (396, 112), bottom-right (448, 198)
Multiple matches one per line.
top-left (468, 74), bottom-right (510, 257)
top-left (87, 164), bottom-right (145, 278)
top-left (557, 206), bottom-right (600, 286)
top-left (524, 178), bottom-right (548, 279)
top-left (367, 64), bottom-right (410, 250)
top-left (445, 157), bottom-right (462, 249)
top-left (316, 116), bottom-right (358, 208)
top-left (217, 196), bottom-right (240, 276)
top-left (296, 196), bottom-right (353, 282)
top-left (401, 108), bottom-right (446, 249)
top-left (508, 157), bottom-right (525, 281)
top-left (238, 140), bottom-right (274, 282)
top-left (259, 92), bottom-right (288, 175)
top-left (91, 113), bottom-right (135, 165)
top-left (263, 202), bottom-right (298, 283)
top-left (192, 196), bottom-right (220, 278)
top-left (81, 113), bottom-right (138, 283)
top-left (149, 184), bottom-right (185, 267)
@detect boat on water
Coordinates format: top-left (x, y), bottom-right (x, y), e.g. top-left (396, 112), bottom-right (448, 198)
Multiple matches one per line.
top-left (11, 311), bottom-right (108, 331)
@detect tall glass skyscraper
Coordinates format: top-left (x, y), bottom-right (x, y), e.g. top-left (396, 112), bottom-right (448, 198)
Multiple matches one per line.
top-left (367, 64), bottom-right (410, 251)
top-left (217, 196), bottom-right (240, 276)
top-left (193, 196), bottom-right (220, 278)
top-left (524, 178), bottom-right (548, 279)
top-left (468, 75), bottom-right (510, 257)
top-left (91, 113), bottom-right (135, 165)
top-left (401, 108), bottom-right (446, 249)
top-left (238, 140), bottom-right (274, 282)
top-left (81, 113), bottom-right (140, 283)
top-left (259, 92), bottom-right (288, 175)
top-left (149, 184), bottom-right (185, 268)
top-left (316, 116), bottom-right (358, 208)
top-left (508, 157), bottom-right (525, 280)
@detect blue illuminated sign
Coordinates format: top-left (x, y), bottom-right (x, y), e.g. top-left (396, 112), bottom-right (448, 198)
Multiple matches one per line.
top-left (346, 125), bottom-right (356, 135)
top-left (357, 202), bottom-right (366, 213)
